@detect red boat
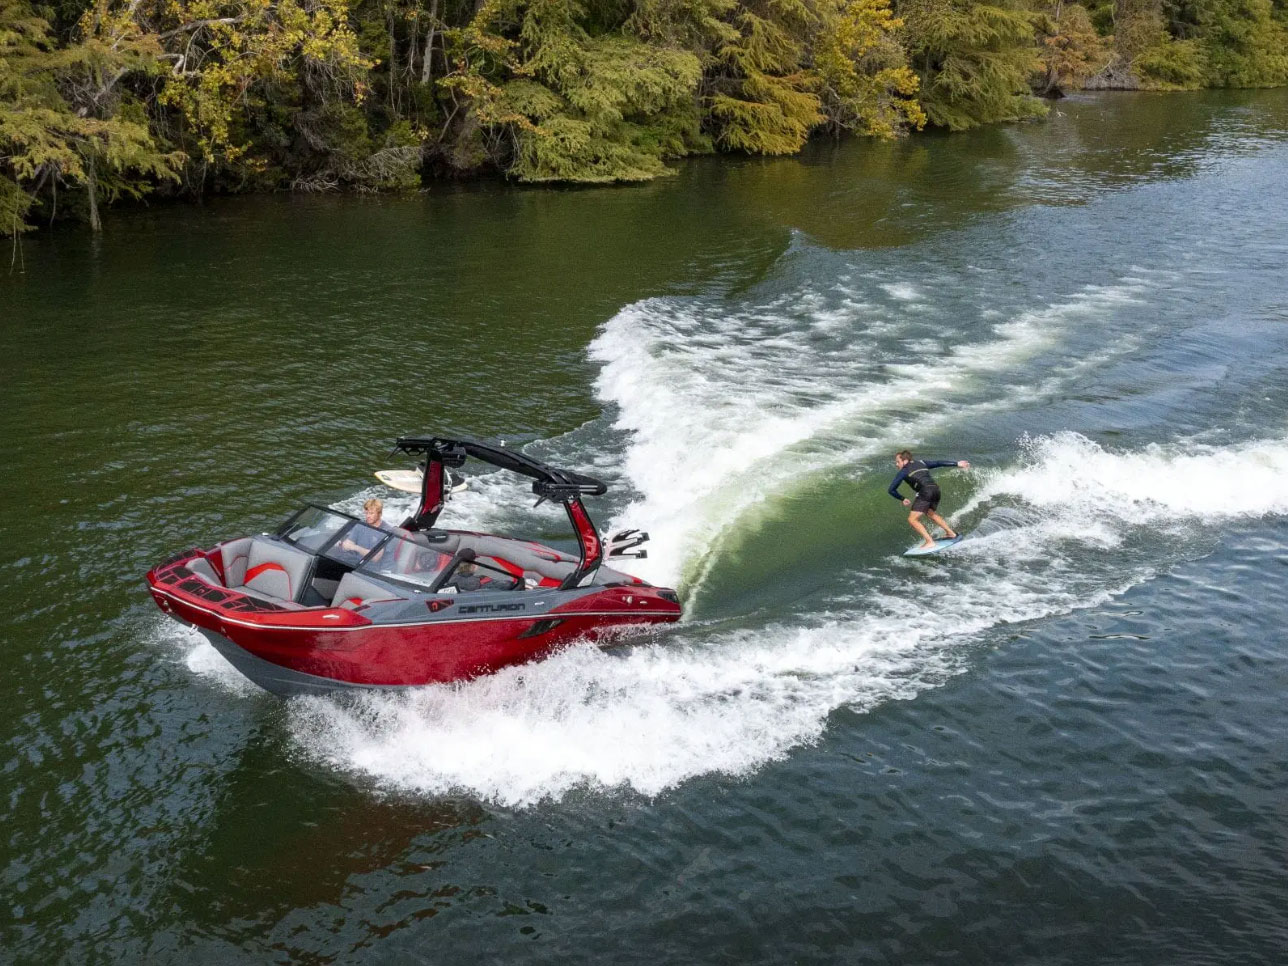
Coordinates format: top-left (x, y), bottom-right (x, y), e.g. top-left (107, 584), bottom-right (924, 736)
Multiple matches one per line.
top-left (147, 437), bottom-right (681, 695)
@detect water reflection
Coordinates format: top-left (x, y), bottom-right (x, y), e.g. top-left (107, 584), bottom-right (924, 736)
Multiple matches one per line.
top-left (166, 724), bottom-right (490, 927)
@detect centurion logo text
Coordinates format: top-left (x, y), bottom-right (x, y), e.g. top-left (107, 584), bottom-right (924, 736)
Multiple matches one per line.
top-left (457, 602), bottom-right (528, 616)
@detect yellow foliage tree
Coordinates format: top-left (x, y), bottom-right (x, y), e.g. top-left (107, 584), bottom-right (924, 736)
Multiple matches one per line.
top-left (1, 0), bottom-right (181, 233)
top-left (155, 0), bottom-right (373, 173)
top-left (813, 0), bottom-right (927, 136)
top-left (1033, 1), bottom-right (1111, 94)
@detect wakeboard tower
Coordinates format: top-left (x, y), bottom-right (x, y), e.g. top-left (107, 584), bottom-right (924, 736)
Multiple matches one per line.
top-left (146, 436), bottom-right (680, 696)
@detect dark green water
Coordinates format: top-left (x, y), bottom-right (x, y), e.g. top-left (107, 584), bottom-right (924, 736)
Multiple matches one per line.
top-left (4, 90), bottom-right (1288, 963)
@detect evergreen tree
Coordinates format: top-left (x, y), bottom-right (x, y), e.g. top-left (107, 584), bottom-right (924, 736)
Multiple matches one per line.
top-left (898, 0), bottom-right (1046, 129)
top-left (440, 0), bottom-right (704, 182)
top-left (0, 0), bottom-right (180, 234)
top-left (1033, 0), bottom-right (1111, 95)
top-left (706, 0), bottom-right (823, 153)
top-left (1194, 0), bottom-right (1288, 86)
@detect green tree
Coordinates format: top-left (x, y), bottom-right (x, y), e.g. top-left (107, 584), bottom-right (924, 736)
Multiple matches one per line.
top-left (898, 0), bottom-right (1046, 129)
top-left (706, 0), bottom-right (823, 153)
top-left (440, 0), bottom-right (704, 182)
top-left (1195, 0), bottom-right (1288, 85)
top-left (153, 0), bottom-right (377, 188)
top-left (0, 0), bottom-right (180, 234)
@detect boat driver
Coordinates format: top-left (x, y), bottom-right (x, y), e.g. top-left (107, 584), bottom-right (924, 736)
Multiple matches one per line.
top-left (337, 498), bottom-right (397, 559)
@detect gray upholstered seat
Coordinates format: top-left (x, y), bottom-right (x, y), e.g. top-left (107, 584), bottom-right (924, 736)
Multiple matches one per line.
top-left (219, 537), bottom-right (253, 587)
top-left (333, 572), bottom-right (406, 609)
top-left (186, 557), bottom-right (224, 586)
top-left (241, 537), bottom-right (314, 603)
top-left (455, 534), bottom-right (576, 586)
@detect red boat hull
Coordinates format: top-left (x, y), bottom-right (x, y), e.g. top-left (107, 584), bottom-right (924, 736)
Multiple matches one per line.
top-left (148, 556), bottom-right (680, 694)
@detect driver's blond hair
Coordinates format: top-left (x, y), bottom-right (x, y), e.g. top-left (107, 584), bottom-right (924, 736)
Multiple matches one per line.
top-left (363, 498), bottom-right (383, 513)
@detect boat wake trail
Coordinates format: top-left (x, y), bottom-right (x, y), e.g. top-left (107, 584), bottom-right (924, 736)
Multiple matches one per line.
top-left (285, 429), bottom-right (1288, 806)
top-left (277, 234), bottom-right (1288, 805)
top-left (955, 431), bottom-right (1288, 559)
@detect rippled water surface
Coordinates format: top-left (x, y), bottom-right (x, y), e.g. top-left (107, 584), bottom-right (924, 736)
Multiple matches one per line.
top-left (4, 90), bottom-right (1288, 963)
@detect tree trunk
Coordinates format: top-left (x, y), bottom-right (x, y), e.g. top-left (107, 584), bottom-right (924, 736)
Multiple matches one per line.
top-left (388, 10), bottom-right (399, 114)
top-left (86, 157), bottom-right (102, 232)
top-left (420, 0), bottom-right (439, 85)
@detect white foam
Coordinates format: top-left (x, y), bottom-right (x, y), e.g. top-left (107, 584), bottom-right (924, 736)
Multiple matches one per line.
top-left (286, 560), bottom-right (1125, 806)
top-left (150, 619), bottom-right (261, 696)
top-left (882, 283), bottom-right (922, 301)
top-left (958, 431), bottom-right (1288, 525)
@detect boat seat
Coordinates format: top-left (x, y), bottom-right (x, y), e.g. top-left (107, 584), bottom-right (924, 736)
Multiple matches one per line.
top-left (389, 532), bottom-right (453, 574)
top-left (414, 531), bottom-right (460, 554)
top-left (592, 564), bottom-right (645, 586)
top-left (240, 537), bottom-right (314, 604)
top-left (333, 572), bottom-right (406, 609)
top-left (455, 535), bottom-right (576, 584)
top-left (219, 537), bottom-right (253, 587)
top-left (186, 556), bottom-right (224, 586)
top-left (235, 587), bottom-right (307, 610)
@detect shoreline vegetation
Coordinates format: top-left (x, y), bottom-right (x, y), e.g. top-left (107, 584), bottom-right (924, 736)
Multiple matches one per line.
top-left (3, 0), bottom-right (1286, 235)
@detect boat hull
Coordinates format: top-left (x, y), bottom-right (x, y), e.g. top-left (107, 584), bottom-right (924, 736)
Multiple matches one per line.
top-left (198, 627), bottom-right (402, 696)
top-left (149, 556), bottom-right (680, 695)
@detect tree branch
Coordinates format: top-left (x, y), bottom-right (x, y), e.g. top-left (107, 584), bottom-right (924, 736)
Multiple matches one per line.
top-left (158, 17), bottom-right (246, 41)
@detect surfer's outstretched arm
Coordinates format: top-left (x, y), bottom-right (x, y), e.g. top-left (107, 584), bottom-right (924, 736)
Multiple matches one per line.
top-left (923, 459), bottom-right (970, 470)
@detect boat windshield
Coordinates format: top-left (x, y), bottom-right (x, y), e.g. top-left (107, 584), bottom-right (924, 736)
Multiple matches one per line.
top-left (357, 532), bottom-right (454, 589)
top-left (278, 505), bottom-right (353, 553)
top-left (278, 505), bottom-right (394, 563)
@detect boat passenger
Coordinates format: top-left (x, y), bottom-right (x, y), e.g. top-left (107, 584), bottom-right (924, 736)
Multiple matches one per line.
top-left (444, 550), bottom-right (485, 592)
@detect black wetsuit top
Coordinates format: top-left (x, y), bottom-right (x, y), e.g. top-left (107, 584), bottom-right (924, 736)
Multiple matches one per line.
top-left (888, 460), bottom-right (959, 500)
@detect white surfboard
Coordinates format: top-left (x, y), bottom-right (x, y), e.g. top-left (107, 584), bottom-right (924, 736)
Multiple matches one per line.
top-left (375, 469), bottom-right (422, 492)
top-left (903, 535), bottom-right (964, 557)
top-left (374, 469), bottom-right (468, 494)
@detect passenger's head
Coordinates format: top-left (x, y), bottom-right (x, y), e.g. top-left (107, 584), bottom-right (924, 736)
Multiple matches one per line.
top-left (362, 498), bottom-right (384, 526)
top-left (895, 450), bottom-right (913, 468)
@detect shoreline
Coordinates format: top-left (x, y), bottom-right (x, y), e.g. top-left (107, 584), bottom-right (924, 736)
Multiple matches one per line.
top-left (8, 87), bottom-right (1286, 245)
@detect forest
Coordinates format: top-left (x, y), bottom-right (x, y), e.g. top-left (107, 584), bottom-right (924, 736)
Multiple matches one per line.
top-left (2, 0), bottom-right (1287, 232)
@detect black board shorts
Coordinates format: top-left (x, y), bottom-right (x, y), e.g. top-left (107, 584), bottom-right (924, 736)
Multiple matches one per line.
top-left (911, 485), bottom-right (941, 512)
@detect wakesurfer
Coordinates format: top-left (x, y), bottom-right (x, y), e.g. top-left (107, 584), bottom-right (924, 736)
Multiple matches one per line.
top-left (889, 451), bottom-right (971, 549)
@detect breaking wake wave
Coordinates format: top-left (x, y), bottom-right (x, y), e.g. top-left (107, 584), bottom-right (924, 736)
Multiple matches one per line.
top-left (588, 265), bottom-right (1166, 597)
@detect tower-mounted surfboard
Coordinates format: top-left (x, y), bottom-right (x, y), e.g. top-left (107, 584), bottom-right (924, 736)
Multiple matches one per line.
top-left (375, 467), bottom-right (468, 495)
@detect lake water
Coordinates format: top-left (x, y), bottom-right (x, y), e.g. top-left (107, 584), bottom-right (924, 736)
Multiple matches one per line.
top-left (3, 89), bottom-right (1288, 963)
